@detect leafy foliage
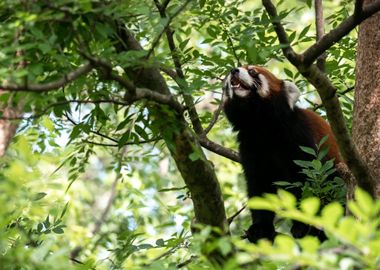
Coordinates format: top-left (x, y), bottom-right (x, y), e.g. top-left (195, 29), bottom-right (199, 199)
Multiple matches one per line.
top-left (0, 0), bottom-right (371, 269)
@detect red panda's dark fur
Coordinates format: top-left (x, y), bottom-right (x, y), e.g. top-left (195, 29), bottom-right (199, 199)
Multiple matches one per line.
top-left (223, 66), bottom-right (342, 242)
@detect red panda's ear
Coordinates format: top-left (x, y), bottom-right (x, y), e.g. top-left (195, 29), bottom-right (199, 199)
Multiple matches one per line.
top-left (283, 81), bottom-right (300, 109)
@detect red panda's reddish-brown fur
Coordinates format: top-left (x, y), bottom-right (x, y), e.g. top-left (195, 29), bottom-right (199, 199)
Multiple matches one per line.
top-left (300, 109), bottom-right (342, 164)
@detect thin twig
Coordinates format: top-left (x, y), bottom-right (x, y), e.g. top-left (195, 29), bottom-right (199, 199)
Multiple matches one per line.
top-left (64, 113), bottom-right (118, 143)
top-left (203, 96), bottom-right (224, 135)
top-left (227, 205), bottom-right (246, 224)
top-left (146, 0), bottom-right (192, 59)
top-left (83, 137), bottom-right (161, 147)
top-left (219, 18), bottom-right (241, 66)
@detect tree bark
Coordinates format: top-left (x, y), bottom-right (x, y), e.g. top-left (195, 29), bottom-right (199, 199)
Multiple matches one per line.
top-left (353, 0), bottom-right (380, 196)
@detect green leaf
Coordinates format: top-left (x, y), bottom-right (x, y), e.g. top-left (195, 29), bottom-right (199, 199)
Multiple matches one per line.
top-left (284, 68), bottom-right (293, 78)
top-left (60, 202), bottom-right (69, 219)
top-left (299, 146), bottom-right (316, 157)
top-left (318, 135), bottom-right (329, 148)
top-left (300, 197), bottom-right (320, 216)
top-left (33, 192), bottom-right (47, 201)
top-left (273, 181), bottom-right (292, 187)
top-left (248, 197), bottom-right (274, 211)
top-left (317, 147), bottom-right (329, 160)
top-left (155, 238), bottom-right (165, 247)
top-left (312, 160), bottom-right (322, 170)
top-left (294, 159), bottom-right (312, 168)
top-left (189, 151), bottom-right (201, 161)
top-left (299, 24), bottom-right (311, 39)
top-left (118, 132), bottom-right (130, 147)
top-left (53, 227), bottom-right (64, 234)
top-left (321, 202), bottom-right (343, 227)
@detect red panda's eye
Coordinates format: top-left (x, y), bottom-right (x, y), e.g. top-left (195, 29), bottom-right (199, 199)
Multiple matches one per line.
top-left (248, 69), bottom-right (256, 76)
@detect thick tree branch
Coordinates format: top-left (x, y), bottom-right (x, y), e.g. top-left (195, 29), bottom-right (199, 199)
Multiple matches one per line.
top-left (0, 63), bottom-right (93, 92)
top-left (262, 0), bottom-right (376, 196)
top-left (302, 0), bottom-right (380, 66)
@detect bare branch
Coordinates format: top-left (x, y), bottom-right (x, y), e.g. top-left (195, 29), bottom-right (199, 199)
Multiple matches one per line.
top-left (198, 136), bottom-right (240, 162)
top-left (0, 63), bottom-right (93, 92)
top-left (302, 0), bottom-right (380, 66)
top-left (203, 97), bottom-right (223, 135)
top-left (227, 205), bottom-right (246, 224)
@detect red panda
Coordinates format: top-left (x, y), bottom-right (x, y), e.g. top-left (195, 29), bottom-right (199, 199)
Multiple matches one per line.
top-left (222, 65), bottom-right (342, 242)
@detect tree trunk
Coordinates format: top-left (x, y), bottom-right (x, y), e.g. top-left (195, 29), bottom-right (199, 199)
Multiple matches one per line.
top-left (353, 0), bottom-right (380, 196)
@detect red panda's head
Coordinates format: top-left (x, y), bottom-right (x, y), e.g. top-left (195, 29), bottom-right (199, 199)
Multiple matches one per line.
top-left (223, 65), bottom-right (300, 109)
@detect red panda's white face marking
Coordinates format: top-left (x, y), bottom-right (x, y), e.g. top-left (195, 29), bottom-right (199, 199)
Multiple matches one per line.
top-left (223, 65), bottom-right (300, 109)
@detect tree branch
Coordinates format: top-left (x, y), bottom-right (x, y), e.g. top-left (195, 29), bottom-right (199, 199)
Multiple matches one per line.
top-left (203, 96), bottom-right (223, 135)
top-left (0, 63), bottom-right (93, 92)
top-left (81, 53), bottom-right (185, 113)
top-left (262, 0), bottom-right (376, 196)
top-left (198, 136), bottom-right (240, 163)
top-left (302, 0), bottom-right (380, 66)
top-left (83, 137), bottom-right (161, 147)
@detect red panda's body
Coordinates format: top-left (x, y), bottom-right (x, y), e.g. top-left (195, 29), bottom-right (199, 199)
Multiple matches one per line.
top-left (223, 65), bottom-right (342, 242)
